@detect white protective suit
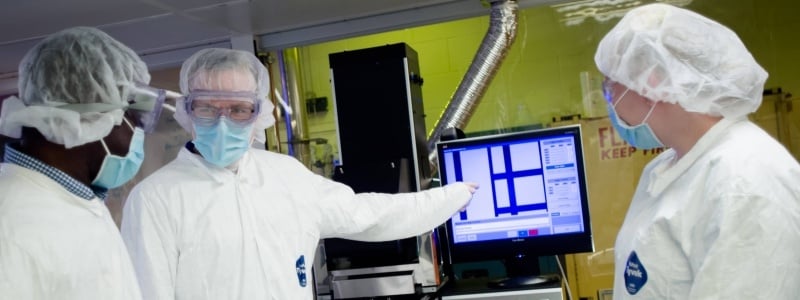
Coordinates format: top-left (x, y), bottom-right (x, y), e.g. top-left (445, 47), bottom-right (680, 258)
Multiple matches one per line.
top-left (613, 118), bottom-right (800, 299)
top-left (121, 147), bottom-right (472, 299)
top-left (0, 163), bottom-right (142, 300)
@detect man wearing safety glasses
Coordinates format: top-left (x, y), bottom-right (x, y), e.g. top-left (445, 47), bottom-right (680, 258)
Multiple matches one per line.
top-left (121, 48), bottom-right (478, 299)
top-left (0, 27), bottom-right (167, 299)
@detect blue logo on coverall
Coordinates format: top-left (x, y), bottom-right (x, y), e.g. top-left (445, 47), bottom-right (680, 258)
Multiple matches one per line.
top-left (296, 255), bottom-right (307, 287)
top-left (624, 251), bottom-right (647, 295)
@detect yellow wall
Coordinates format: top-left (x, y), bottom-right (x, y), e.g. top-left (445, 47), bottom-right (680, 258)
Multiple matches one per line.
top-left (296, 0), bottom-right (800, 298)
top-left (297, 5), bottom-right (617, 157)
top-left (298, 0), bottom-right (800, 159)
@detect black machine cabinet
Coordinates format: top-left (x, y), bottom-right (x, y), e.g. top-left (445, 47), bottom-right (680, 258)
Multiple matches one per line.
top-left (325, 43), bottom-right (431, 271)
top-left (331, 42), bottom-right (430, 186)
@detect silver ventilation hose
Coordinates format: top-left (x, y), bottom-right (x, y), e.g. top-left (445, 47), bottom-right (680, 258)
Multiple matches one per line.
top-left (426, 0), bottom-right (519, 173)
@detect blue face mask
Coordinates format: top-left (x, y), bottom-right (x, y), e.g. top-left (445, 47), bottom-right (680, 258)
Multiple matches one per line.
top-left (92, 119), bottom-right (146, 189)
top-left (607, 89), bottom-right (664, 150)
top-left (193, 117), bottom-right (253, 167)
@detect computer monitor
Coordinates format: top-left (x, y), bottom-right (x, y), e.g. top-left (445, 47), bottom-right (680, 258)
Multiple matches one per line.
top-left (435, 125), bottom-right (594, 288)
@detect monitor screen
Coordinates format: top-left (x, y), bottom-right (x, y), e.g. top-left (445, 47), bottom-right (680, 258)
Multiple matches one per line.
top-left (436, 125), bottom-right (594, 267)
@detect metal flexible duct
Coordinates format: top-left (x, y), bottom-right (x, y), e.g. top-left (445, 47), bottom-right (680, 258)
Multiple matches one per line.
top-left (279, 48), bottom-right (313, 168)
top-left (426, 0), bottom-right (519, 170)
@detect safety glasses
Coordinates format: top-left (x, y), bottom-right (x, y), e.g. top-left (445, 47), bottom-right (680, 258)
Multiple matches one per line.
top-left (602, 77), bottom-right (615, 104)
top-left (56, 83), bottom-right (168, 133)
top-left (184, 90), bottom-right (261, 127)
top-left (126, 84), bottom-right (167, 133)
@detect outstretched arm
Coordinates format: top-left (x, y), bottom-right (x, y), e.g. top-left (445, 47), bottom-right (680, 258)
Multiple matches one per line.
top-left (316, 179), bottom-right (476, 242)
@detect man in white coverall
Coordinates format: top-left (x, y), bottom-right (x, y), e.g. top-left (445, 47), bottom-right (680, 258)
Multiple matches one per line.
top-left (0, 27), bottom-right (167, 299)
top-left (120, 48), bottom-right (478, 299)
top-left (595, 3), bottom-right (800, 299)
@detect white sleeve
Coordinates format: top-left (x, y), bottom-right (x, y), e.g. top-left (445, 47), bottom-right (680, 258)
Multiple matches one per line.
top-left (120, 185), bottom-right (179, 300)
top-left (688, 194), bottom-right (800, 299)
top-left (314, 177), bottom-right (472, 241)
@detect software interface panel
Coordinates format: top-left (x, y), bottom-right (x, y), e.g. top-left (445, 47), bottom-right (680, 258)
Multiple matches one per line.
top-left (442, 134), bottom-right (585, 244)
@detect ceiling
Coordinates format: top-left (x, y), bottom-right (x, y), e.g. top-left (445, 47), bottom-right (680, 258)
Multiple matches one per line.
top-left (0, 0), bottom-right (566, 94)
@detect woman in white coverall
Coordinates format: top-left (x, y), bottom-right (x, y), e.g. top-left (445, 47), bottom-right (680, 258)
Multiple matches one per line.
top-left (0, 27), bottom-right (166, 299)
top-left (120, 48), bottom-right (477, 299)
top-left (595, 3), bottom-right (800, 299)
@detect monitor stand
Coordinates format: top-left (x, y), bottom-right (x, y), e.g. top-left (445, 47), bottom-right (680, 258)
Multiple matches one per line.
top-left (487, 255), bottom-right (560, 289)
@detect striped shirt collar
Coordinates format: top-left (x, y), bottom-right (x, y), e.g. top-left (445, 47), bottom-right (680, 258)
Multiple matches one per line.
top-left (3, 144), bottom-right (107, 200)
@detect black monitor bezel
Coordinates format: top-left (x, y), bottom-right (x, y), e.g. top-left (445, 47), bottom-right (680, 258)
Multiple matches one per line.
top-left (436, 125), bottom-right (594, 264)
